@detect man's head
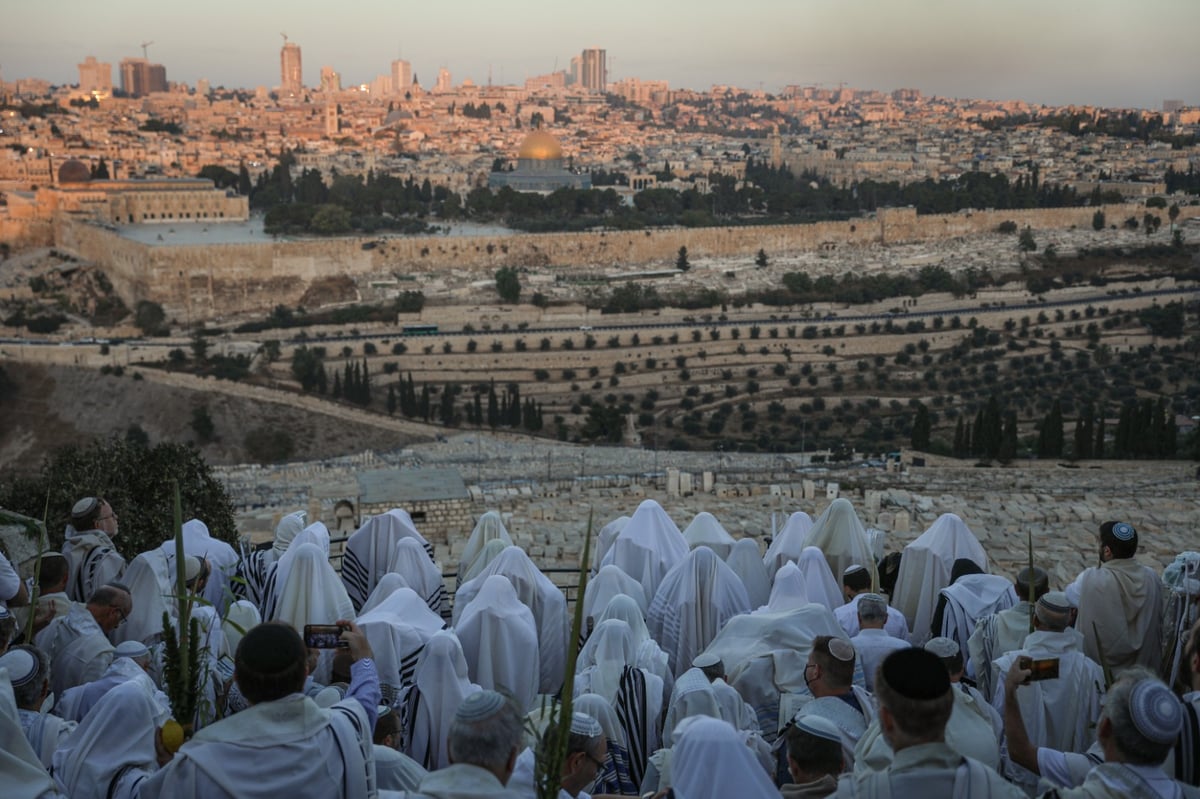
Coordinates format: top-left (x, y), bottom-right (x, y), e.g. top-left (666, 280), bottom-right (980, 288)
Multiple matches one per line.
top-left (114, 640), bottom-right (152, 672)
top-left (806, 635), bottom-right (856, 696)
top-left (842, 564), bottom-right (871, 602)
top-left (542, 712), bottom-right (607, 798)
top-left (447, 690), bottom-right (525, 785)
top-left (235, 622), bottom-right (308, 705)
top-left (71, 496), bottom-right (118, 537)
top-left (785, 714), bottom-right (843, 783)
top-left (0, 645), bottom-right (51, 710)
top-left (374, 706), bottom-right (401, 748)
top-left (1014, 566), bottom-right (1049, 603)
top-left (36, 552), bottom-right (69, 594)
top-left (1033, 591), bottom-right (1073, 633)
top-left (949, 558), bottom-right (983, 584)
top-left (692, 652), bottom-right (724, 682)
top-left (86, 583), bottom-right (132, 633)
top-left (1099, 521), bottom-right (1138, 561)
top-left (856, 593), bottom-right (889, 630)
top-left (1097, 669), bottom-right (1182, 766)
top-left (924, 637), bottom-right (964, 681)
top-left (875, 648), bottom-right (953, 751)
top-left (0, 606), bottom-right (15, 654)
top-left (183, 556), bottom-right (211, 595)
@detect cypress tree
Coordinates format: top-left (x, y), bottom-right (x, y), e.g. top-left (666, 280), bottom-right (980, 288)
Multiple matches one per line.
top-left (953, 416), bottom-right (965, 457)
top-left (1094, 410), bottom-right (1105, 458)
top-left (911, 402), bottom-right (931, 451)
top-left (386, 384), bottom-right (396, 415)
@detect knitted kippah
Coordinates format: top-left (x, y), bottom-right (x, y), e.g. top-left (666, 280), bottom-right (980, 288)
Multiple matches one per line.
top-left (0, 648), bottom-right (38, 686)
top-left (880, 648), bottom-right (950, 700)
top-left (924, 637), bottom-right (959, 658)
top-left (794, 713), bottom-right (842, 744)
top-left (692, 653), bottom-right (721, 669)
top-left (1110, 522), bottom-right (1136, 541)
top-left (1129, 681), bottom-right (1182, 744)
top-left (828, 638), bottom-right (855, 662)
top-left (570, 712), bottom-right (603, 737)
top-left (456, 690), bottom-right (507, 721)
top-left (843, 564), bottom-right (866, 577)
top-left (114, 641), bottom-right (149, 659)
top-left (1038, 591), bottom-right (1071, 614)
top-left (71, 497), bottom-right (100, 519)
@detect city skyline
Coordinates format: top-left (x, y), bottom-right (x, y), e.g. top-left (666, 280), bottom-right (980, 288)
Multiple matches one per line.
top-left (3, 0), bottom-right (1200, 108)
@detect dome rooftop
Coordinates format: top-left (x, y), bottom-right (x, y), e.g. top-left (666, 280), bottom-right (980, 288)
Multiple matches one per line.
top-left (58, 159), bottom-right (92, 185)
top-left (518, 130), bottom-right (563, 161)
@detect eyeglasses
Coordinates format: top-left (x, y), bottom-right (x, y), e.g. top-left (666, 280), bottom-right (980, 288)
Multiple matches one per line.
top-left (115, 606), bottom-right (129, 626)
top-left (96, 513), bottom-right (115, 522)
top-left (584, 751), bottom-right (606, 771)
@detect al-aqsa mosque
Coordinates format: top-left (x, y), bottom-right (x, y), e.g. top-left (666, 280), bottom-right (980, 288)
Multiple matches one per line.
top-left (488, 130), bottom-right (591, 193)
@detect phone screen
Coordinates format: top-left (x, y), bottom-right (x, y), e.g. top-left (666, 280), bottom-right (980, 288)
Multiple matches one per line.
top-left (303, 624), bottom-right (346, 649)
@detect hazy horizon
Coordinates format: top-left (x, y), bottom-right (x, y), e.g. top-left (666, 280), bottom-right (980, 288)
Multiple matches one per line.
top-left (3, 0), bottom-right (1199, 110)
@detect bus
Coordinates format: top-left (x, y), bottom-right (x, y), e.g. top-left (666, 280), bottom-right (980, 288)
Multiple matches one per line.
top-left (401, 324), bottom-right (439, 336)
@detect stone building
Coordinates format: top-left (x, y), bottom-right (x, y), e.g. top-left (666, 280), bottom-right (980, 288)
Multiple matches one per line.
top-left (488, 130), bottom-right (591, 193)
top-left (350, 467), bottom-right (472, 550)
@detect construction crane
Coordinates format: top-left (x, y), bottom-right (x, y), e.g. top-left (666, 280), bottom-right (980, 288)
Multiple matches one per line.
top-left (140, 41), bottom-right (154, 60)
top-left (280, 32), bottom-right (288, 45)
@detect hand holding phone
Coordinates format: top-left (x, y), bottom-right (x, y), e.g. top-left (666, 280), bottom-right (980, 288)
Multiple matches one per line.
top-left (304, 623), bottom-right (349, 649)
top-left (1017, 655), bottom-right (1060, 682)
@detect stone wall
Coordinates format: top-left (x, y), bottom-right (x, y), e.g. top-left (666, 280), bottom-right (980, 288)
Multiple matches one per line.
top-left (0, 218), bottom-right (54, 250)
top-left (359, 498), bottom-right (472, 550)
top-left (53, 202), bottom-right (1198, 321)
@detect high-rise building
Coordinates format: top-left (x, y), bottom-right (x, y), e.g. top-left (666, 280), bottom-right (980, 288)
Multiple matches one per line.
top-left (77, 56), bottom-right (113, 97)
top-left (119, 58), bottom-right (167, 97)
top-left (280, 41), bottom-right (303, 96)
top-left (435, 68), bottom-right (452, 93)
top-left (320, 65), bottom-right (341, 93)
top-left (325, 102), bottom-right (339, 137)
top-left (391, 59), bottom-right (412, 96)
top-left (580, 48), bottom-right (606, 92)
top-left (568, 55), bottom-right (582, 86)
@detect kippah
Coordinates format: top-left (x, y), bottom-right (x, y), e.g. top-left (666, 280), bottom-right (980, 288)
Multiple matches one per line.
top-left (570, 712), bottom-right (603, 737)
top-left (828, 638), bottom-right (855, 662)
top-left (313, 686), bottom-right (342, 708)
top-left (858, 593), bottom-right (887, 605)
top-left (795, 713), bottom-right (843, 744)
top-left (115, 641), bottom-right (149, 659)
top-left (184, 556), bottom-right (203, 581)
top-left (1038, 591), bottom-right (1071, 614)
top-left (692, 652), bottom-right (721, 669)
top-left (843, 564), bottom-right (866, 577)
top-left (924, 637), bottom-right (960, 658)
top-left (880, 648), bottom-right (950, 700)
top-left (456, 689), bottom-right (507, 721)
top-left (1110, 522), bottom-right (1136, 541)
top-left (1129, 681), bottom-right (1182, 744)
top-left (0, 648), bottom-right (38, 686)
top-left (72, 497), bottom-right (100, 518)
top-left (236, 622), bottom-right (306, 672)
top-left (0, 605), bottom-right (10, 620)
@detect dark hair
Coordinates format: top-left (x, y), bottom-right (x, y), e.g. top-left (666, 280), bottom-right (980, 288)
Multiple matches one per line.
top-left (36, 553), bottom-right (69, 592)
top-left (1014, 566), bottom-right (1049, 601)
top-left (935, 651), bottom-right (964, 677)
top-left (235, 622), bottom-right (308, 704)
top-left (374, 707), bottom-right (401, 745)
top-left (785, 725), bottom-right (842, 776)
top-left (875, 651), bottom-right (953, 744)
top-left (811, 635), bottom-right (854, 689)
top-left (842, 568), bottom-right (871, 593)
top-left (1099, 521), bottom-right (1138, 559)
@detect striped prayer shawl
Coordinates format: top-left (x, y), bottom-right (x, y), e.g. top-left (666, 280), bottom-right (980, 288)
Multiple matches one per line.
top-left (234, 543), bottom-right (273, 611)
top-left (615, 665), bottom-right (651, 789)
top-left (1179, 697), bottom-right (1199, 787)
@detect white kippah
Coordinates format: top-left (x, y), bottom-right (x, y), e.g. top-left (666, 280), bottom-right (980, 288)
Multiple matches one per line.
top-left (794, 713), bottom-right (843, 744)
top-left (1038, 591), bottom-right (1072, 614)
top-left (843, 564), bottom-right (866, 577)
top-left (0, 648), bottom-right (38, 686)
top-left (924, 637), bottom-right (960, 658)
top-left (570, 711), bottom-right (603, 737)
top-left (0, 605), bottom-right (10, 620)
top-left (692, 652), bottom-right (721, 669)
top-left (72, 497), bottom-right (100, 518)
top-left (858, 593), bottom-right (887, 605)
top-left (828, 638), bottom-right (855, 662)
top-left (115, 641), bottom-right (149, 659)
top-left (313, 686), bottom-right (342, 708)
top-left (184, 556), bottom-right (203, 581)
top-left (457, 690), bottom-right (507, 721)
top-left (1129, 681), bottom-right (1182, 744)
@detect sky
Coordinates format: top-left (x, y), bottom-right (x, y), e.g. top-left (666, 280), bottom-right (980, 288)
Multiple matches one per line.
top-left (2, 0), bottom-right (1198, 109)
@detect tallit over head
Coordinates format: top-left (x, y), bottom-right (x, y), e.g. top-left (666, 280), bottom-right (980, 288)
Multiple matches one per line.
top-left (583, 565), bottom-right (649, 625)
top-left (163, 518), bottom-right (240, 612)
top-left (796, 545), bottom-right (845, 611)
top-left (111, 548), bottom-right (172, 646)
top-left (766, 561), bottom-right (810, 612)
top-left (357, 586), bottom-right (446, 700)
top-left (459, 539), bottom-right (511, 585)
top-left (672, 716), bottom-right (778, 799)
top-left (51, 680), bottom-right (160, 799)
top-left (457, 511), bottom-right (513, 584)
top-left (662, 667), bottom-right (722, 745)
top-left (763, 511), bottom-right (814, 579)
top-left (725, 538), bottom-right (771, 610)
top-left (454, 574), bottom-right (539, 713)
top-left (272, 511), bottom-right (307, 559)
top-left (341, 509), bottom-right (433, 611)
top-left (802, 499), bottom-right (877, 591)
top-left (575, 618), bottom-right (637, 702)
top-left (387, 537), bottom-right (448, 619)
top-left (269, 542), bottom-right (356, 631)
top-left (892, 512), bottom-right (987, 645)
top-left (0, 666), bottom-right (62, 799)
top-left (222, 600), bottom-right (260, 657)
top-left (681, 512), bottom-right (737, 560)
top-left (600, 500), bottom-right (688, 602)
top-left (592, 516), bottom-right (630, 574)
top-left (405, 629), bottom-right (481, 770)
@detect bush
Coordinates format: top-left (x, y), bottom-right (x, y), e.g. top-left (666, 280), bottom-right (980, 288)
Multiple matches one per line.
top-left (243, 426), bottom-right (295, 464)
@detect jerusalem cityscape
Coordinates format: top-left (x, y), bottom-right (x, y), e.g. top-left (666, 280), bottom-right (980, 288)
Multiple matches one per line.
top-left (0, 3), bottom-right (1199, 797)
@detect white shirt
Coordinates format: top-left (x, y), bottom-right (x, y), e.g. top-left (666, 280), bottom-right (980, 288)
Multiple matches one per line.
top-left (0, 552), bottom-right (21, 605)
top-left (850, 628), bottom-right (911, 690)
top-left (837, 594), bottom-right (911, 640)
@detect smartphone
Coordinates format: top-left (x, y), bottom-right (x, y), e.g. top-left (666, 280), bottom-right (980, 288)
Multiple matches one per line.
top-left (304, 624), bottom-right (347, 649)
top-left (1019, 656), bottom-right (1060, 681)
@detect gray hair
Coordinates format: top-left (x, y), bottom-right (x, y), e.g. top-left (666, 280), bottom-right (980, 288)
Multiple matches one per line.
top-left (1103, 667), bottom-right (1174, 766)
top-left (857, 595), bottom-right (888, 624)
top-left (447, 697), bottom-right (524, 772)
top-left (11, 646), bottom-right (51, 709)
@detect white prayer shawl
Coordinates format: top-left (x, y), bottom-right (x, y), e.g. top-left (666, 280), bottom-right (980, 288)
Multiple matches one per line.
top-left (593, 515), bottom-right (631, 575)
top-left (161, 518), bottom-right (240, 612)
top-left (991, 630), bottom-right (1104, 756)
top-left (137, 693), bottom-right (374, 799)
top-left (269, 542), bottom-right (356, 632)
top-left (34, 602), bottom-right (114, 699)
top-left (662, 668), bottom-right (723, 745)
top-left (387, 538), bottom-right (449, 621)
top-left (600, 499), bottom-right (688, 603)
top-left (766, 562), bottom-right (810, 612)
top-left (711, 678), bottom-right (760, 733)
top-left (59, 656), bottom-right (168, 725)
top-left (793, 684), bottom-right (876, 769)
top-left (583, 565), bottom-right (649, 629)
top-left (851, 629), bottom-right (912, 691)
top-left (835, 593), bottom-right (912, 640)
top-left (671, 716), bottom-right (779, 799)
top-left (892, 513), bottom-right (988, 646)
top-left (726, 538), bottom-right (772, 610)
top-left (681, 512), bottom-right (737, 560)
top-left (273, 511), bottom-right (307, 558)
top-left (459, 539), bottom-right (511, 585)
top-left (342, 509), bottom-right (433, 611)
top-left (356, 587), bottom-right (446, 701)
top-left (16, 708), bottom-right (75, 769)
top-left (575, 619), bottom-right (638, 702)
top-left (803, 499), bottom-right (878, 590)
top-left (402, 629), bottom-right (480, 771)
top-left (62, 527), bottom-right (126, 603)
top-left (260, 522), bottom-right (333, 619)
top-left (967, 602), bottom-right (1034, 701)
top-left (222, 599), bottom-right (260, 658)
top-left (453, 575), bottom-right (540, 713)
top-left (763, 511), bottom-right (814, 579)
top-left (796, 545), bottom-right (846, 611)
top-left (360, 574), bottom-right (411, 615)
top-left (574, 692), bottom-right (630, 752)
top-left (456, 511), bottom-right (513, 586)
top-left (1, 668), bottom-right (66, 799)
top-left (1074, 558), bottom-right (1165, 675)
top-left (453, 547), bottom-right (568, 694)
top-left (373, 744), bottom-right (426, 793)
top-left (648, 547), bottom-right (751, 677)
top-left (573, 692), bottom-right (640, 797)
top-left (52, 681), bottom-right (160, 799)
top-left (939, 574), bottom-right (1018, 660)
top-left (596, 593), bottom-right (672, 695)
top-left (111, 548), bottom-right (172, 646)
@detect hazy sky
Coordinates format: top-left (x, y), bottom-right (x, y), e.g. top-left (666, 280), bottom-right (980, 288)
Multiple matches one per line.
top-left (3, 0), bottom-right (1198, 109)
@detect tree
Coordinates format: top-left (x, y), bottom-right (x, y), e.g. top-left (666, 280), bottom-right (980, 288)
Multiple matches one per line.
top-left (290, 347), bottom-right (325, 392)
top-left (134, 300), bottom-right (167, 336)
top-left (243, 426), bottom-right (295, 463)
top-left (1169, 203), bottom-right (1180, 232)
top-left (1018, 227), bottom-right (1037, 252)
top-left (190, 333), bottom-right (210, 363)
top-left (190, 405), bottom-right (216, 444)
top-left (910, 402), bottom-right (931, 451)
top-left (1091, 210), bottom-right (1106, 231)
top-left (494, 266), bottom-right (521, 304)
top-left (1073, 403), bottom-right (1094, 460)
top-left (676, 246), bottom-right (690, 272)
top-left (1037, 400), bottom-right (1064, 458)
top-left (755, 249), bottom-right (768, 268)
top-left (310, 204), bottom-right (352, 234)
top-left (386, 384), bottom-right (397, 415)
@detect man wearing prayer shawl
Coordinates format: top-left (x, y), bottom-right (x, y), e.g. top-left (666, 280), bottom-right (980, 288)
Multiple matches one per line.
top-left (455, 574), bottom-right (540, 713)
top-left (235, 510), bottom-right (305, 609)
top-left (832, 648), bottom-right (1024, 798)
top-left (726, 538), bottom-right (772, 609)
top-left (61, 497), bottom-right (126, 603)
top-left (792, 636), bottom-right (875, 768)
top-left (139, 620), bottom-right (381, 799)
top-left (783, 715), bottom-right (845, 799)
top-left (848, 594), bottom-right (912, 692)
top-left (680, 511), bottom-right (736, 560)
top-left (400, 629), bottom-right (481, 770)
top-left (372, 706), bottom-right (428, 793)
top-left (356, 586), bottom-right (446, 703)
top-left (802, 498), bottom-right (878, 590)
top-left (161, 518), bottom-right (239, 614)
top-left (968, 566), bottom-right (1049, 701)
top-left (57, 640), bottom-right (169, 724)
top-left (891, 513), bottom-right (988, 646)
top-left (508, 711), bottom-right (608, 799)
top-left (1069, 521), bottom-right (1165, 676)
top-left (836, 566), bottom-right (910, 640)
top-left (671, 716), bottom-right (779, 799)
top-left (34, 583), bottom-right (130, 698)
top-left (573, 693), bottom-right (640, 797)
top-left (457, 511), bottom-right (513, 588)
top-left (0, 645), bottom-right (76, 769)
top-left (599, 499), bottom-right (688, 604)
top-left (342, 509), bottom-right (434, 611)
top-left (935, 559), bottom-right (1017, 663)
top-left (388, 537), bottom-right (450, 621)
top-left (646, 546), bottom-right (751, 677)
top-left (0, 666), bottom-right (68, 799)
top-left (763, 511), bottom-right (814, 580)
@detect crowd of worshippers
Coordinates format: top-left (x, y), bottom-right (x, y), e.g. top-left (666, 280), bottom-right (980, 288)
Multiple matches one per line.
top-left (0, 494), bottom-right (1198, 799)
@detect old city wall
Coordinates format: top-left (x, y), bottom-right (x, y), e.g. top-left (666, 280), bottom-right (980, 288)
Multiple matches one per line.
top-left (54, 202), bottom-right (1197, 321)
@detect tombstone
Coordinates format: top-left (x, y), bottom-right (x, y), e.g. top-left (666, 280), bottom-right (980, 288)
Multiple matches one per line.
top-left (679, 472), bottom-right (694, 496)
top-left (892, 510), bottom-right (911, 534)
top-left (826, 482), bottom-right (840, 500)
top-left (667, 468), bottom-right (681, 497)
top-left (802, 480), bottom-right (817, 500)
top-left (865, 490), bottom-right (882, 515)
top-left (875, 511), bottom-right (894, 531)
top-left (769, 484), bottom-right (783, 497)
top-left (702, 471), bottom-right (715, 493)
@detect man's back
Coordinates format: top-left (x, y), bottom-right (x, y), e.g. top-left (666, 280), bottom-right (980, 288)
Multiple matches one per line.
top-left (835, 742), bottom-right (1024, 798)
top-left (1074, 559), bottom-right (1163, 674)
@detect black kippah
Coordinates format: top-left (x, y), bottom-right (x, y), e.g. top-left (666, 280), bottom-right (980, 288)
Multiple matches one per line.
top-left (236, 622), bottom-right (305, 673)
top-left (880, 648), bottom-right (950, 700)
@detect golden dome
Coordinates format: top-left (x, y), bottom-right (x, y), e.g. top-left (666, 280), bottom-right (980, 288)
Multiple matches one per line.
top-left (518, 130), bottom-right (563, 161)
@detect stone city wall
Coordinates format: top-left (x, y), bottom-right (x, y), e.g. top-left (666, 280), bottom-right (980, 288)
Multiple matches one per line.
top-left (53, 202), bottom-right (1197, 321)
top-left (359, 499), bottom-right (472, 549)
